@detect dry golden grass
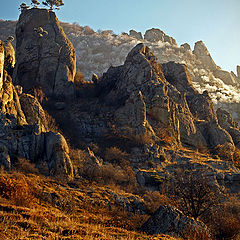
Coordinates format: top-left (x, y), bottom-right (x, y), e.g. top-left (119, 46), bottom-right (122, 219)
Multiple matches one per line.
top-left (0, 171), bottom-right (180, 240)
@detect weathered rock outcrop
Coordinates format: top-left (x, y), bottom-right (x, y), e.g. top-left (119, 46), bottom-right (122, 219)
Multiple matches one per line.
top-left (129, 30), bottom-right (143, 40)
top-left (0, 39), bottom-right (73, 178)
top-left (0, 43), bottom-right (26, 123)
top-left (213, 69), bottom-right (239, 86)
top-left (114, 91), bottom-right (155, 139)
top-left (13, 8), bottom-right (76, 99)
top-left (141, 205), bottom-right (208, 237)
top-left (144, 28), bottom-right (177, 45)
top-left (19, 93), bottom-right (47, 133)
top-left (3, 40), bottom-right (15, 76)
top-left (217, 108), bottom-right (240, 148)
top-left (0, 112), bottom-right (73, 178)
top-left (180, 43), bottom-right (191, 51)
top-left (99, 43), bottom-right (234, 156)
top-left (193, 41), bottom-right (217, 71)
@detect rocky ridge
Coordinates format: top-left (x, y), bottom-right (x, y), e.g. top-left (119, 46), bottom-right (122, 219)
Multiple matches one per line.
top-left (1, 20), bottom-right (240, 121)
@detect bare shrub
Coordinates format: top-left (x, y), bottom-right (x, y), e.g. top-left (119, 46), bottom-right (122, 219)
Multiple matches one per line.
top-left (134, 134), bottom-right (154, 145)
top-left (169, 170), bottom-right (220, 220)
top-left (33, 86), bottom-right (47, 104)
top-left (44, 110), bottom-right (59, 132)
top-left (233, 148), bottom-right (240, 168)
top-left (105, 147), bottom-right (128, 164)
top-left (0, 174), bottom-right (35, 207)
top-left (74, 71), bottom-right (96, 98)
top-left (14, 157), bottom-right (39, 174)
top-left (203, 198), bottom-right (240, 239)
top-left (213, 143), bottom-right (234, 161)
top-left (143, 190), bottom-right (175, 214)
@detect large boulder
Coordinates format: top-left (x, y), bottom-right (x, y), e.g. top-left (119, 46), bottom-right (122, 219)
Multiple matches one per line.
top-left (141, 205), bottom-right (208, 237)
top-left (13, 8), bottom-right (76, 99)
top-left (19, 93), bottom-right (47, 133)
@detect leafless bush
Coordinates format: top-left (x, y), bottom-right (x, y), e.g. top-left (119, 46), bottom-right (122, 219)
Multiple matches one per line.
top-left (105, 147), bottom-right (128, 164)
top-left (169, 170), bottom-right (220, 220)
top-left (44, 110), bottom-right (59, 132)
top-left (202, 198), bottom-right (240, 239)
top-left (33, 87), bottom-right (47, 104)
top-left (0, 173), bottom-right (35, 207)
top-left (14, 157), bottom-right (39, 175)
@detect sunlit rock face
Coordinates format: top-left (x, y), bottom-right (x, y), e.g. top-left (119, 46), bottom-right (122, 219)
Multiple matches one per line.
top-left (13, 8), bottom-right (76, 99)
top-left (97, 43), bottom-right (236, 159)
top-left (0, 20), bottom-right (240, 121)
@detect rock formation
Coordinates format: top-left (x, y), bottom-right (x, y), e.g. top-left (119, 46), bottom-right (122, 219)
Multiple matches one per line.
top-left (13, 8), bottom-right (76, 99)
top-left (98, 43), bottom-right (235, 158)
top-left (3, 39), bottom-right (15, 76)
top-left (180, 43), bottom-right (191, 51)
top-left (141, 205), bottom-right (208, 237)
top-left (129, 30), bottom-right (143, 40)
top-left (193, 41), bottom-right (217, 72)
top-left (144, 28), bottom-right (177, 46)
top-left (237, 65), bottom-right (240, 79)
top-left (0, 40), bottom-right (73, 178)
top-left (217, 108), bottom-right (240, 148)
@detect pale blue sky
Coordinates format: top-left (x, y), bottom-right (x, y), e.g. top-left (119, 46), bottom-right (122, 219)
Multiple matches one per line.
top-left (1, 0), bottom-right (240, 73)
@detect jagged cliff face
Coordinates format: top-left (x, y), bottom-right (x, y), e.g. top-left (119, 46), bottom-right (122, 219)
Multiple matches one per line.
top-left (0, 40), bottom-right (73, 177)
top-left (97, 43), bottom-right (235, 159)
top-left (13, 8), bottom-right (76, 99)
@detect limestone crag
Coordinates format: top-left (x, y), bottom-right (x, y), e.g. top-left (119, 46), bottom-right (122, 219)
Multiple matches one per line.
top-left (19, 93), bottom-right (47, 133)
top-left (144, 28), bottom-right (177, 46)
top-left (129, 30), bottom-right (143, 40)
top-left (0, 40), bottom-right (73, 178)
top-left (180, 43), bottom-right (191, 51)
top-left (114, 91), bottom-right (155, 139)
top-left (193, 41), bottom-right (217, 72)
top-left (217, 108), bottom-right (240, 148)
top-left (1, 21), bottom-right (240, 119)
top-left (141, 205), bottom-right (208, 237)
top-left (98, 43), bottom-right (234, 156)
top-left (13, 8), bottom-right (76, 99)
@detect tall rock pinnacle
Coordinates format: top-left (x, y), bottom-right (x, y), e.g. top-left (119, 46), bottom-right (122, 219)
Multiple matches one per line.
top-left (13, 8), bottom-right (76, 99)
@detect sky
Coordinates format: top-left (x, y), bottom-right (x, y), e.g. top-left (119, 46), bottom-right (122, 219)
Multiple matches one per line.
top-left (1, 0), bottom-right (240, 73)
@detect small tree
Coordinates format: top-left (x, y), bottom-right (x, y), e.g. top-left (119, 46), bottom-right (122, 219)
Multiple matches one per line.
top-left (31, 0), bottom-right (40, 8)
top-left (42, 0), bottom-right (64, 10)
top-left (19, 3), bottom-right (30, 11)
top-left (170, 170), bottom-right (220, 220)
